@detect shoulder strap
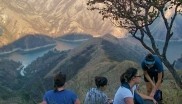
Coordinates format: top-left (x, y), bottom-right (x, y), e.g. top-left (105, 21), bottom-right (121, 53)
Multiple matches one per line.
top-left (121, 83), bottom-right (145, 104)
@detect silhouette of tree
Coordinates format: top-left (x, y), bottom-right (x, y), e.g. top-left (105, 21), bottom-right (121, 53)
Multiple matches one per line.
top-left (87, 0), bottom-right (182, 88)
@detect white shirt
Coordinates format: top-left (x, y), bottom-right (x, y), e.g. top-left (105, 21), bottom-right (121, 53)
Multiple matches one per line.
top-left (113, 85), bottom-right (137, 104)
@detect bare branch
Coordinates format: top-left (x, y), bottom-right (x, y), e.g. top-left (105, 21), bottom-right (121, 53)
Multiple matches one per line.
top-left (87, 0), bottom-right (182, 88)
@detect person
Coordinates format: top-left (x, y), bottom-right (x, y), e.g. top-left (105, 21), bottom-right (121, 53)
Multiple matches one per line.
top-left (41, 72), bottom-right (80, 104)
top-left (113, 67), bottom-right (157, 104)
top-left (84, 76), bottom-right (113, 104)
top-left (141, 53), bottom-right (163, 98)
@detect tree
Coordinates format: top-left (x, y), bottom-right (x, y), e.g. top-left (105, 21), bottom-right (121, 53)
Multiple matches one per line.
top-left (87, 0), bottom-right (182, 88)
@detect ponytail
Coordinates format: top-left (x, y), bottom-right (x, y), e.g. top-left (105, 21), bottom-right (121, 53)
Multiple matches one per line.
top-left (120, 68), bottom-right (138, 84)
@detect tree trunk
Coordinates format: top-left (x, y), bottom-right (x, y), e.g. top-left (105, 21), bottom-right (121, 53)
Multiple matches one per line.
top-left (162, 58), bottom-right (182, 89)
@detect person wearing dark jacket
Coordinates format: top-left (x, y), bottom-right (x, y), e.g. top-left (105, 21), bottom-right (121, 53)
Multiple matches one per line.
top-left (141, 53), bottom-right (163, 99)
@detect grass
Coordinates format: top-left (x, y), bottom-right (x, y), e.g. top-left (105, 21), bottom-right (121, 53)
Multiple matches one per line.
top-left (66, 61), bottom-right (182, 104)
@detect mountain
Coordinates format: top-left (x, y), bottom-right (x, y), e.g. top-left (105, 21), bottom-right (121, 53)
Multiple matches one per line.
top-left (20, 34), bottom-right (145, 103)
top-left (0, 0), bottom-right (126, 47)
top-left (149, 14), bottom-right (182, 41)
top-left (58, 33), bottom-right (93, 42)
top-left (1, 0), bottom-right (182, 47)
top-left (0, 35), bottom-right (181, 104)
top-left (0, 34), bottom-right (56, 55)
top-left (0, 59), bottom-right (22, 90)
top-left (0, 59), bottom-right (24, 104)
top-left (44, 34), bottom-right (145, 78)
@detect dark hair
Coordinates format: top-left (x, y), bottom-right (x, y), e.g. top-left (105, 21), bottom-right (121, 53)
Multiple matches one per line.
top-left (54, 72), bottom-right (66, 90)
top-left (120, 68), bottom-right (138, 84)
top-left (145, 53), bottom-right (155, 62)
top-left (95, 76), bottom-right (108, 88)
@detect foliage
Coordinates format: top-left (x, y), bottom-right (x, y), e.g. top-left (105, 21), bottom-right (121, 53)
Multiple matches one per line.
top-left (87, 0), bottom-right (181, 34)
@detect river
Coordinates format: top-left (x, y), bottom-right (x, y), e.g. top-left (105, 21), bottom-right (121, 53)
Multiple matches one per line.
top-left (0, 40), bottom-right (82, 68)
top-left (0, 38), bottom-right (181, 75)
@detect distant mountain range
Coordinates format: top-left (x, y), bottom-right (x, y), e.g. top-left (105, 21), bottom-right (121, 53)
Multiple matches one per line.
top-left (0, 0), bottom-right (125, 47)
top-left (57, 33), bottom-right (93, 42)
top-left (0, 33), bottom-right (94, 55)
top-left (0, 34), bottom-right (56, 55)
top-left (0, 0), bottom-right (182, 47)
top-left (149, 14), bottom-right (182, 40)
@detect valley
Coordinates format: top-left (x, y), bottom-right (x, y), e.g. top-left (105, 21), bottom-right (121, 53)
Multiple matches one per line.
top-left (0, 35), bottom-right (182, 104)
top-left (0, 40), bottom-right (81, 68)
top-left (0, 0), bottom-right (182, 103)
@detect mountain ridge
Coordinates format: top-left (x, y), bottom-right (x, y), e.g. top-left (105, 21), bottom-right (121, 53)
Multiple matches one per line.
top-left (0, 0), bottom-right (125, 46)
top-left (0, 34), bottom-right (56, 55)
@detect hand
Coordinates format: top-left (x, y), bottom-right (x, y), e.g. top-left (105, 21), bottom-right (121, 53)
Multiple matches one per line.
top-left (150, 87), bottom-right (156, 97)
top-left (152, 98), bottom-right (158, 104)
top-left (107, 98), bottom-right (113, 104)
top-left (149, 92), bottom-right (155, 98)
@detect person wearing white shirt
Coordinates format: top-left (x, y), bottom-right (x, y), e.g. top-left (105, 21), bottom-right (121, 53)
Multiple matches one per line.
top-left (113, 68), bottom-right (157, 104)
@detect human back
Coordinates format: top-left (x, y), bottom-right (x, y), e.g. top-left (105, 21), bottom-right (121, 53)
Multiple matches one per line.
top-left (43, 89), bottom-right (78, 104)
top-left (113, 85), bottom-right (136, 104)
top-left (84, 76), bottom-right (112, 104)
top-left (41, 72), bottom-right (80, 104)
top-left (84, 88), bottom-right (108, 104)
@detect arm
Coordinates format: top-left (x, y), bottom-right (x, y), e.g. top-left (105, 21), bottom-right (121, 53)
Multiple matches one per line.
top-left (124, 97), bottom-right (134, 104)
top-left (40, 101), bottom-right (47, 104)
top-left (137, 91), bottom-right (153, 100)
top-left (150, 72), bottom-right (163, 97)
top-left (144, 71), bottom-right (155, 87)
top-left (153, 56), bottom-right (163, 90)
top-left (136, 90), bottom-right (157, 104)
top-left (155, 72), bottom-right (163, 89)
top-left (74, 98), bottom-right (80, 104)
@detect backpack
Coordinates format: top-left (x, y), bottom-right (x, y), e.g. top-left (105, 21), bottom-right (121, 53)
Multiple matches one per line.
top-left (154, 90), bottom-right (162, 101)
top-left (134, 92), bottom-right (145, 104)
top-left (122, 83), bottom-right (145, 104)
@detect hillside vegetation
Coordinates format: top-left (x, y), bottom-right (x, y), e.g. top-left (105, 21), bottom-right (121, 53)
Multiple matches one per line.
top-left (0, 59), bottom-right (24, 104)
top-left (66, 61), bottom-right (182, 104)
top-left (0, 36), bottom-right (181, 104)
